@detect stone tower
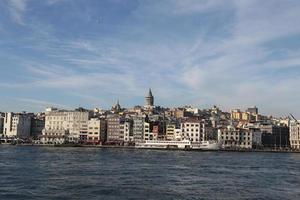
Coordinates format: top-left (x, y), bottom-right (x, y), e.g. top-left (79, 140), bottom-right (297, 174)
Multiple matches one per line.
top-left (145, 88), bottom-right (154, 107)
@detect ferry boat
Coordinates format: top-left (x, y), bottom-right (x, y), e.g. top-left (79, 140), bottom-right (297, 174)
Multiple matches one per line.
top-left (135, 139), bottom-right (192, 149)
top-left (191, 140), bottom-right (221, 150)
top-left (135, 139), bottom-right (221, 150)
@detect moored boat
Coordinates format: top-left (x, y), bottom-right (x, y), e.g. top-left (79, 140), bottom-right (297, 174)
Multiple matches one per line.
top-left (191, 140), bottom-right (221, 150)
top-left (135, 139), bottom-right (192, 149)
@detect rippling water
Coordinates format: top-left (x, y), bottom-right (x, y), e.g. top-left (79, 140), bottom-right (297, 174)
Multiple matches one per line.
top-left (1, 146), bottom-right (300, 200)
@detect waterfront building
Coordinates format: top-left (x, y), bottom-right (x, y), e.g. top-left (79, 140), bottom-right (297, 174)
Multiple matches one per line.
top-left (30, 113), bottom-right (45, 139)
top-left (217, 125), bottom-right (262, 149)
top-left (106, 115), bottom-right (124, 143)
top-left (87, 118), bottom-right (106, 144)
top-left (181, 119), bottom-right (205, 142)
top-left (260, 124), bottom-right (290, 148)
top-left (174, 128), bottom-right (183, 140)
top-left (133, 115), bottom-right (147, 142)
top-left (151, 125), bottom-right (159, 140)
top-left (3, 112), bottom-right (31, 139)
top-left (122, 121), bottom-right (133, 143)
top-left (143, 122), bottom-right (151, 140)
top-left (290, 120), bottom-right (300, 149)
top-left (0, 112), bottom-right (4, 137)
top-left (41, 108), bottom-right (91, 144)
top-left (166, 123), bottom-right (176, 140)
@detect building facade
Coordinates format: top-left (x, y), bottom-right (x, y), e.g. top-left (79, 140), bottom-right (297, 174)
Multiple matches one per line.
top-left (31, 114), bottom-right (45, 139)
top-left (41, 108), bottom-right (91, 144)
top-left (87, 118), bottom-right (106, 144)
top-left (0, 112), bottom-right (4, 137)
top-left (290, 120), bottom-right (300, 149)
top-left (3, 112), bottom-right (31, 139)
top-left (106, 115), bottom-right (124, 143)
top-left (218, 125), bottom-right (262, 149)
top-left (133, 115), bottom-right (146, 142)
top-left (166, 123), bottom-right (176, 140)
top-left (181, 119), bottom-right (205, 143)
top-left (122, 121), bottom-right (133, 143)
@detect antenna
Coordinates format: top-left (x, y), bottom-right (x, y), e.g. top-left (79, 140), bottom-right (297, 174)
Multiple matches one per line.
top-left (290, 114), bottom-right (300, 125)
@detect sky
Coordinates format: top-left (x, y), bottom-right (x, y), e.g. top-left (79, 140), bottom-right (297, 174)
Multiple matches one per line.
top-left (0, 0), bottom-right (300, 118)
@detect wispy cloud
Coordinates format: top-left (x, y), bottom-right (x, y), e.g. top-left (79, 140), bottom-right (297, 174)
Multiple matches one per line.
top-left (7, 0), bottom-right (27, 25)
top-left (14, 98), bottom-right (70, 110)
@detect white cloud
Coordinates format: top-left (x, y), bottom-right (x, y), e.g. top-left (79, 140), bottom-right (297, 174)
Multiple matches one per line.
top-left (15, 98), bottom-right (70, 110)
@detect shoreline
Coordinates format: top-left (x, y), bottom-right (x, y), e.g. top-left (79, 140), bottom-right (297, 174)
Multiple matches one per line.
top-left (1, 143), bottom-right (300, 153)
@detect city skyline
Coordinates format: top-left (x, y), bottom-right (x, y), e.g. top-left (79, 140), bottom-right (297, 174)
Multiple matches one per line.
top-left (1, 0), bottom-right (300, 117)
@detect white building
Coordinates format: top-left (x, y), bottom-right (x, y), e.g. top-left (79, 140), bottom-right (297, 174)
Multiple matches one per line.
top-left (181, 119), bottom-right (205, 143)
top-left (41, 108), bottom-right (91, 144)
top-left (122, 121), bottom-right (133, 142)
top-left (3, 112), bottom-right (31, 139)
top-left (174, 129), bottom-right (183, 140)
top-left (144, 122), bottom-right (151, 140)
top-left (290, 120), bottom-right (300, 149)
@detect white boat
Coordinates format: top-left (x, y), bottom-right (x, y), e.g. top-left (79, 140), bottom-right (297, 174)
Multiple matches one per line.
top-left (191, 140), bottom-right (221, 150)
top-left (135, 139), bottom-right (192, 149)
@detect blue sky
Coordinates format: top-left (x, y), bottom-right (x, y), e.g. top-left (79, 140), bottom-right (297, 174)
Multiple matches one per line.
top-left (0, 0), bottom-right (300, 117)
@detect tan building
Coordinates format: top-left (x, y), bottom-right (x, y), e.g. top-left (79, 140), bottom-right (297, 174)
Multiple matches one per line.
top-left (231, 108), bottom-right (258, 122)
top-left (87, 118), bottom-right (106, 144)
top-left (218, 125), bottom-right (262, 149)
top-left (166, 124), bottom-right (176, 140)
top-left (231, 109), bottom-right (242, 121)
top-left (41, 108), bottom-right (91, 144)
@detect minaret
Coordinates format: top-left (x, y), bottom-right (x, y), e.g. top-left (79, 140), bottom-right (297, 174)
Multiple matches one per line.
top-left (145, 88), bottom-right (154, 107)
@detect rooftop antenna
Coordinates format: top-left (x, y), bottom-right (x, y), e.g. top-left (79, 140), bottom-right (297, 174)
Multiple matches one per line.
top-left (290, 114), bottom-right (300, 125)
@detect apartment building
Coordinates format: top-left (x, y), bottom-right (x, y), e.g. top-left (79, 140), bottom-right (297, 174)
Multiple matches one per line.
top-left (3, 112), bottom-right (31, 139)
top-left (181, 119), bottom-right (205, 143)
top-left (290, 120), bottom-right (300, 149)
top-left (41, 108), bottom-right (91, 144)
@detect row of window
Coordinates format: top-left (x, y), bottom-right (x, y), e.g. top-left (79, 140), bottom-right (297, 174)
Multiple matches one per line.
top-left (183, 124), bottom-right (200, 127)
top-left (221, 136), bottom-right (251, 140)
top-left (182, 129), bottom-right (200, 132)
top-left (224, 141), bottom-right (251, 145)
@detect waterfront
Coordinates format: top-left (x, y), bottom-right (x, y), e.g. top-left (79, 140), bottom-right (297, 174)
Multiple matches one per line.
top-left (1, 146), bottom-right (300, 199)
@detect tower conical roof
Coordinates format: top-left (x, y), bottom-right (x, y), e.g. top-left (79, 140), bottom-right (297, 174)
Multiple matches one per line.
top-left (148, 88), bottom-right (153, 97)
